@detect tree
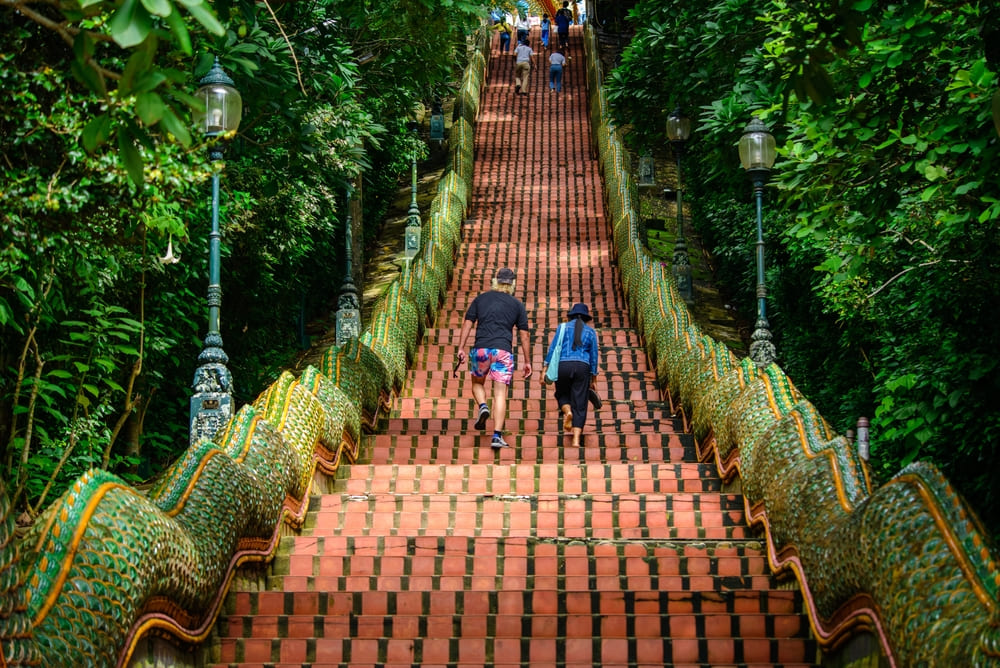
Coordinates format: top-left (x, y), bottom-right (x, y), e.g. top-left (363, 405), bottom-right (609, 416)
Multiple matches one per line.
top-left (1, 0), bottom-right (487, 519)
top-left (605, 0), bottom-right (1000, 535)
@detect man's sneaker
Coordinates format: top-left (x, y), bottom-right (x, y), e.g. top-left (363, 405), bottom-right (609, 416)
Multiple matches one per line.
top-left (491, 434), bottom-right (511, 449)
top-left (474, 405), bottom-right (490, 430)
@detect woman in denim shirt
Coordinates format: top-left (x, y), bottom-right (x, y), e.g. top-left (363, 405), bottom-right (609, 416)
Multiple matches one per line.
top-left (541, 303), bottom-right (600, 446)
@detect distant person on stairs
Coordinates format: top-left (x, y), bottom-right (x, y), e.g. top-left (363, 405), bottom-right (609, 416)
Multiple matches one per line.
top-left (513, 38), bottom-right (535, 95)
top-left (495, 16), bottom-right (512, 53)
top-left (541, 303), bottom-right (600, 447)
top-left (555, 1), bottom-right (572, 49)
top-left (456, 267), bottom-right (534, 449)
top-left (514, 13), bottom-right (530, 44)
top-left (549, 47), bottom-right (567, 92)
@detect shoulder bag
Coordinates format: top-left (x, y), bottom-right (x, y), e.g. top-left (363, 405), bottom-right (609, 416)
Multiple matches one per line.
top-left (545, 323), bottom-right (565, 383)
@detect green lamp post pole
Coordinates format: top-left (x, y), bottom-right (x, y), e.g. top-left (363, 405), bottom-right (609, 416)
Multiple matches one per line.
top-left (190, 58), bottom-right (242, 445)
top-left (404, 122), bottom-right (422, 260)
top-left (738, 116), bottom-right (777, 367)
top-left (336, 187), bottom-right (361, 346)
top-left (666, 107), bottom-right (693, 302)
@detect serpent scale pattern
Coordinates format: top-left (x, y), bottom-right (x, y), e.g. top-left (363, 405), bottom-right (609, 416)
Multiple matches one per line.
top-left (297, 365), bottom-right (361, 463)
top-left (0, 26), bottom-right (489, 668)
top-left (581, 25), bottom-right (1000, 666)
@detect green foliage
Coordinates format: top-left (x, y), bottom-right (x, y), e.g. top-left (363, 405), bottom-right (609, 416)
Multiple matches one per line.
top-left (607, 0), bottom-right (1000, 535)
top-left (1, 0), bottom-right (489, 519)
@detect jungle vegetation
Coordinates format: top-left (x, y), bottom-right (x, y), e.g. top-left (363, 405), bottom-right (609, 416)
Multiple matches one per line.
top-left (605, 0), bottom-right (1000, 535)
top-left (0, 0), bottom-right (486, 518)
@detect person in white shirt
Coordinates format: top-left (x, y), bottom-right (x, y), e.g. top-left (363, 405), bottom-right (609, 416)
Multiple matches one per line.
top-left (515, 14), bottom-right (530, 43)
top-left (549, 48), bottom-right (567, 92)
top-left (514, 39), bottom-right (535, 95)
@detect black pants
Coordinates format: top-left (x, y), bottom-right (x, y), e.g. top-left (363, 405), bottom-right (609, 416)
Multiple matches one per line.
top-left (555, 360), bottom-right (590, 428)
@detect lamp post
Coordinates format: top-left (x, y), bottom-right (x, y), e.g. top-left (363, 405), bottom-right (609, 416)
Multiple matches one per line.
top-left (666, 107), bottom-right (693, 303)
top-left (404, 123), bottom-right (422, 261)
top-left (190, 57), bottom-right (242, 445)
top-left (738, 116), bottom-right (778, 367)
top-left (336, 187), bottom-right (361, 346)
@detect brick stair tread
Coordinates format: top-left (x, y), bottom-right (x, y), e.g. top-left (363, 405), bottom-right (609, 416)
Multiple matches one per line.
top-left (387, 387), bottom-right (657, 400)
top-left (276, 534), bottom-right (767, 576)
top-left (273, 537), bottom-right (778, 586)
top-left (398, 366), bottom-right (656, 378)
top-left (359, 447), bottom-right (697, 465)
top-left (306, 523), bottom-right (751, 542)
top-left (227, 586), bottom-right (803, 615)
top-left (375, 419), bottom-right (689, 435)
top-left (223, 612), bottom-right (810, 639)
top-left (304, 491), bottom-right (748, 537)
top-left (213, 636), bottom-right (815, 668)
top-left (336, 463), bottom-right (728, 494)
top-left (313, 489), bottom-right (745, 508)
top-left (383, 404), bottom-right (664, 421)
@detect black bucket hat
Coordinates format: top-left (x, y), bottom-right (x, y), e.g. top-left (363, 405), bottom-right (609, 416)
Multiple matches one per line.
top-left (567, 303), bottom-right (592, 321)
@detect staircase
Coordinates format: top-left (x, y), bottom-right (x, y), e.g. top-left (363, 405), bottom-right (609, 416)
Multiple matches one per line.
top-left (210, 27), bottom-right (818, 667)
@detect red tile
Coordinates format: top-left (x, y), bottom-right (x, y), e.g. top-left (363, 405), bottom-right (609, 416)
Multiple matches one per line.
top-left (493, 637), bottom-right (522, 662)
top-left (241, 638), bottom-right (272, 662)
top-left (706, 638), bottom-right (735, 664)
top-left (601, 639), bottom-right (630, 664)
top-left (278, 639), bottom-right (308, 664)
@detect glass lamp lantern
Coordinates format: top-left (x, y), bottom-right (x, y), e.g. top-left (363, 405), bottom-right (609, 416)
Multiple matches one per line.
top-left (665, 107), bottom-right (691, 144)
top-left (738, 116), bottom-right (776, 184)
top-left (194, 58), bottom-right (243, 137)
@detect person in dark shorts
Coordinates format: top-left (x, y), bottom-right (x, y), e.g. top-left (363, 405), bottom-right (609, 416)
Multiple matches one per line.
top-left (456, 267), bottom-right (533, 449)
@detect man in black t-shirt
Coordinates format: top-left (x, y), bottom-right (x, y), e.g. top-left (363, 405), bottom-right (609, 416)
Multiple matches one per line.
top-left (456, 267), bottom-right (533, 449)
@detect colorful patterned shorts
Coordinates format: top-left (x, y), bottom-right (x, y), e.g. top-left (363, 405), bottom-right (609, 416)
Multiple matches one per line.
top-left (470, 348), bottom-right (514, 385)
